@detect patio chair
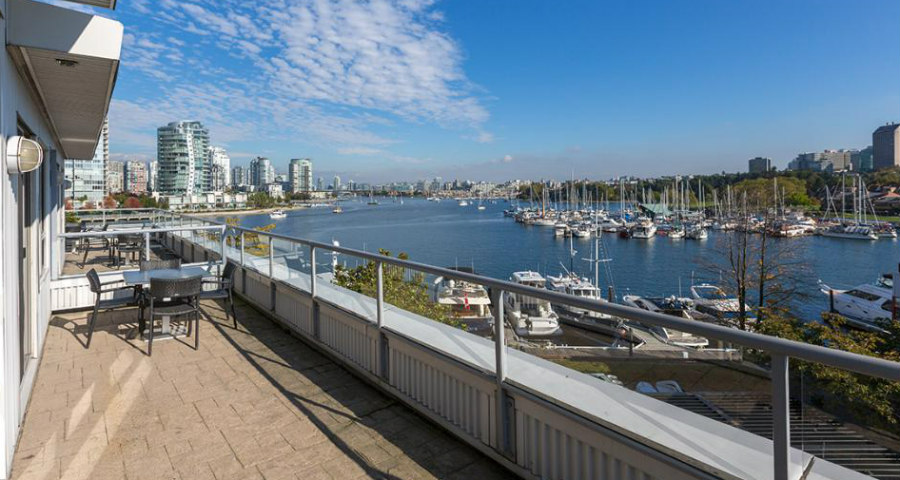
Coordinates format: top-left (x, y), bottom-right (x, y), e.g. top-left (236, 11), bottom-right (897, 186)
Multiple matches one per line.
top-left (78, 224), bottom-right (110, 268)
top-left (145, 275), bottom-right (202, 355)
top-left (115, 234), bottom-right (144, 268)
top-left (139, 258), bottom-right (182, 271)
top-left (199, 262), bottom-right (238, 328)
top-left (85, 268), bottom-right (139, 348)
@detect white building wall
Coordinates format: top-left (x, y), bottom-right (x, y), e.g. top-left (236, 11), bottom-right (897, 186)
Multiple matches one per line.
top-left (0, 1), bottom-right (69, 476)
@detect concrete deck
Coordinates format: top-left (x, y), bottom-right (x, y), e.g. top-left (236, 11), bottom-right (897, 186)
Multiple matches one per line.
top-left (10, 297), bottom-right (508, 480)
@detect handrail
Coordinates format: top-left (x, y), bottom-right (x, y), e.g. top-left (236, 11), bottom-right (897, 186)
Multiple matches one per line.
top-left (171, 211), bottom-right (899, 478)
top-left (177, 212), bottom-right (900, 382)
top-left (59, 225), bottom-right (225, 238)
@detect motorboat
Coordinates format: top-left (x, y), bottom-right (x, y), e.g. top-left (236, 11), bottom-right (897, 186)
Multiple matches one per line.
top-left (668, 227), bottom-right (685, 239)
top-left (630, 223), bottom-right (657, 239)
top-left (572, 225), bottom-right (592, 238)
top-left (269, 209), bottom-right (286, 219)
top-left (820, 278), bottom-right (892, 332)
top-left (553, 222), bottom-right (568, 237)
top-left (458, 199), bottom-right (469, 207)
top-left (332, 205), bottom-right (343, 214)
top-left (621, 295), bottom-right (710, 348)
top-left (546, 272), bottom-right (622, 334)
top-left (505, 271), bottom-right (562, 336)
top-left (434, 268), bottom-right (494, 333)
top-left (685, 225), bottom-right (708, 240)
top-left (690, 284), bottom-right (756, 327)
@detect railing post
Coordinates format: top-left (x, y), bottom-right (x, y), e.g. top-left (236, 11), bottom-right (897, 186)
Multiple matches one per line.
top-left (492, 289), bottom-right (511, 457)
top-left (239, 232), bottom-right (245, 266)
top-left (310, 246), bottom-right (318, 338)
top-left (144, 231), bottom-right (151, 261)
top-left (376, 261), bottom-right (384, 327)
top-left (220, 228), bottom-right (226, 269)
top-left (772, 354), bottom-right (791, 480)
top-left (268, 236), bottom-right (274, 278)
top-left (376, 260), bottom-right (388, 379)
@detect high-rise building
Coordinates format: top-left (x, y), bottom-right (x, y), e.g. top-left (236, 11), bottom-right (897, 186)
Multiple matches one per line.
top-left (851, 146), bottom-right (874, 173)
top-left (209, 146), bottom-right (231, 191)
top-left (873, 123), bottom-right (900, 170)
top-left (124, 161), bottom-right (148, 194)
top-left (106, 160), bottom-right (124, 193)
top-left (787, 150), bottom-right (852, 172)
top-left (157, 121), bottom-right (211, 195)
top-left (316, 177), bottom-right (324, 191)
top-left (748, 157), bottom-right (771, 174)
top-left (149, 160), bottom-right (158, 192)
top-left (333, 175), bottom-right (341, 192)
top-left (232, 166), bottom-right (246, 188)
top-left (64, 140), bottom-right (107, 204)
top-left (289, 158), bottom-right (313, 193)
top-left (249, 157), bottom-right (274, 187)
top-left (66, 118), bottom-right (109, 204)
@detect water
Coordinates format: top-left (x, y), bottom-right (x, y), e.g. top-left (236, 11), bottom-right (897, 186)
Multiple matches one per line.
top-left (219, 197), bottom-right (897, 321)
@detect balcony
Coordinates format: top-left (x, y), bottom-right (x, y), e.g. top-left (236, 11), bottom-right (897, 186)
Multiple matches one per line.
top-left (31, 210), bottom-right (900, 480)
top-left (12, 296), bottom-right (507, 480)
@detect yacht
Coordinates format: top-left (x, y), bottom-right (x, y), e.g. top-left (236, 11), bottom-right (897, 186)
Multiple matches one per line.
top-left (546, 272), bottom-right (623, 334)
top-left (505, 271), bottom-right (562, 337)
top-left (668, 227), bottom-right (685, 239)
top-left (553, 222), bottom-right (568, 237)
top-left (685, 224), bottom-right (707, 240)
top-left (332, 205), bottom-right (343, 214)
top-left (572, 225), bottom-right (592, 238)
top-left (434, 268), bottom-right (494, 333)
top-left (269, 209), bottom-right (287, 219)
top-left (690, 284), bottom-right (756, 327)
top-left (820, 224), bottom-right (877, 240)
top-left (631, 223), bottom-right (657, 239)
top-left (621, 295), bottom-right (710, 348)
top-left (458, 199), bottom-right (469, 207)
top-left (532, 216), bottom-right (557, 227)
top-left (820, 277), bottom-right (892, 332)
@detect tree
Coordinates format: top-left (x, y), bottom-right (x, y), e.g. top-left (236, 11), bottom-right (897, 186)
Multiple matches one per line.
top-left (123, 196), bottom-right (142, 208)
top-left (248, 192), bottom-right (276, 209)
top-left (333, 250), bottom-right (457, 328)
top-left (102, 195), bottom-right (118, 209)
top-left (756, 313), bottom-right (900, 428)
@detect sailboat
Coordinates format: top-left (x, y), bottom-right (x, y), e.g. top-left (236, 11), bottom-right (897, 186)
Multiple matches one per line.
top-left (367, 189), bottom-right (378, 205)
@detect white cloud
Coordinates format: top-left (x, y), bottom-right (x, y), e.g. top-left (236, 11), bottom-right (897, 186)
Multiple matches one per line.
top-left (111, 0), bottom-right (489, 158)
top-left (502, 154), bottom-right (513, 163)
top-left (338, 147), bottom-right (383, 155)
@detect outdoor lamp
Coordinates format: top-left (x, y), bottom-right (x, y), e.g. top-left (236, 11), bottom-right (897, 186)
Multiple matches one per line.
top-left (6, 136), bottom-right (43, 174)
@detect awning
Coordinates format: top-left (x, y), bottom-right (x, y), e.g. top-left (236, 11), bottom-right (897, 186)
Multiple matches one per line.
top-left (6, 0), bottom-right (122, 159)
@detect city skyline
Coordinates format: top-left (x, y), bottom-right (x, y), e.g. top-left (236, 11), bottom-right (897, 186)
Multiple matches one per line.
top-left (63, 0), bottom-right (900, 182)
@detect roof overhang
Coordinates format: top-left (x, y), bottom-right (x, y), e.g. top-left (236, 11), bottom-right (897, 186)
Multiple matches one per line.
top-left (6, 0), bottom-right (123, 159)
top-left (65, 0), bottom-right (116, 9)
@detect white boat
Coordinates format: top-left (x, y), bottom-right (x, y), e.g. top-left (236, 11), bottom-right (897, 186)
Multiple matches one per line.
top-left (690, 284), bottom-right (756, 326)
top-left (477, 204), bottom-right (486, 211)
top-left (434, 268), bottom-right (494, 333)
top-left (820, 277), bottom-right (892, 332)
top-left (572, 225), bottom-right (592, 238)
top-left (269, 209), bottom-right (286, 219)
top-left (547, 272), bottom-right (622, 333)
top-left (553, 222), bottom-right (568, 237)
top-left (631, 223), bottom-right (657, 239)
top-left (685, 225), bottom-right (707, 240)
top-left (532, 217), bottom-right (556, 227)
top-left (427, 196), bottom-right (441, 202)
top-left (668, 227), bottom-right (685, 239)
top-left (505, 271), bottom-right (562, 337)
top-left (458, 199), bottom-right (469, 207)
top-left (820, 224), bottom-right (877, 240)
top-left (332, 206), bottom-right (343, 214)
top-left (621, 295), bottom-right (710, 348)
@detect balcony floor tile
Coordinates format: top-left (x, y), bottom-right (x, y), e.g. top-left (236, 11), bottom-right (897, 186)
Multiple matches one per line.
top-left (11, 298), bottom-right (509, 480)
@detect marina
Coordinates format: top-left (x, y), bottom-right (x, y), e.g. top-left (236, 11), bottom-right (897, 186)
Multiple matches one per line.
top-left (220, 197), bottom-right (897, 337)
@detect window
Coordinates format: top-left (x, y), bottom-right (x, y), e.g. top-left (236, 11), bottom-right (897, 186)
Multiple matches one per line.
top-left (846, 289), bottom-right (881, 302)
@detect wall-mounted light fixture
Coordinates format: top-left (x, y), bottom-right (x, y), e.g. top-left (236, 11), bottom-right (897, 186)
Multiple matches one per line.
top-left (6, 136), bottom-right (43, 174)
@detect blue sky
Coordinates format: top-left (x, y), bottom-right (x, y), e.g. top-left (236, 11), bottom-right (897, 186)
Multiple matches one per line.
top-left (55, 0), bottom-right (900, 182)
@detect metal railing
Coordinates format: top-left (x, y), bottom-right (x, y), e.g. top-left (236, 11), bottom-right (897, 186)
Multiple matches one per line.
top-left (58, 223), bottom-right (227, 276)
top-left (143, 211), bottom-right (900, 479)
